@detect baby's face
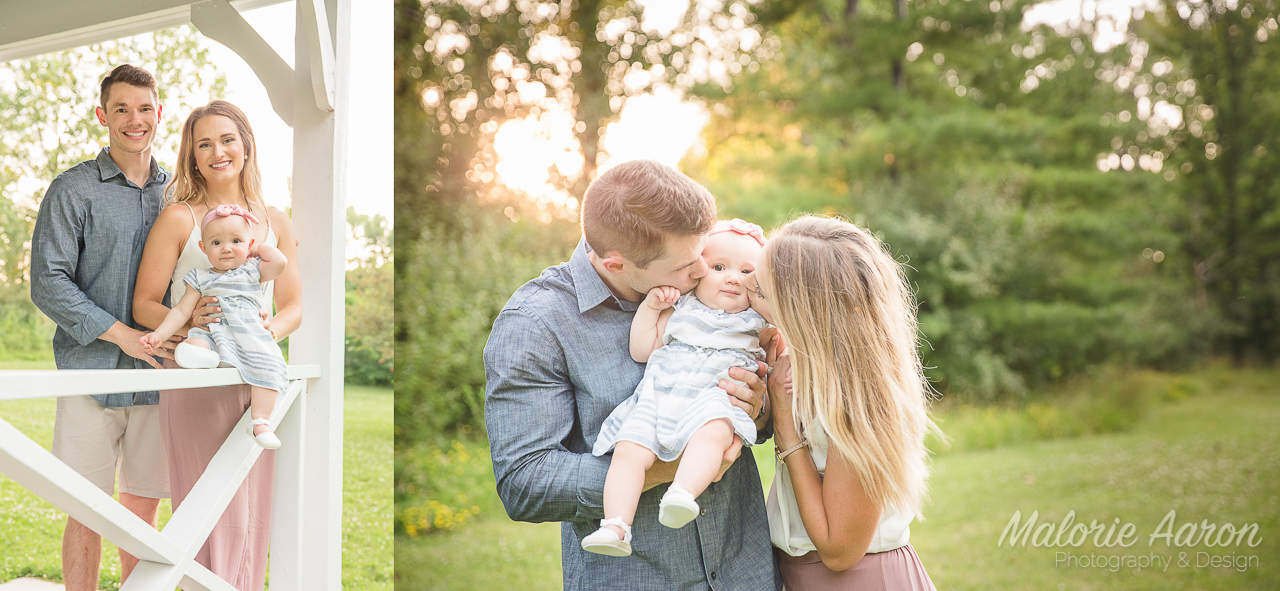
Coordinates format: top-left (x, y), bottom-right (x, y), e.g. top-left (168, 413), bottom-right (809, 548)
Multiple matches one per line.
top-left (693, 231), bottom-right (761, 313)
top-left (200, 216), bottom-right (253, 271)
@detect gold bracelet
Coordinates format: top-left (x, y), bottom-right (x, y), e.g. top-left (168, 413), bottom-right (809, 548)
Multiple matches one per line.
top-left (775, 439), bottom-right (809, 462)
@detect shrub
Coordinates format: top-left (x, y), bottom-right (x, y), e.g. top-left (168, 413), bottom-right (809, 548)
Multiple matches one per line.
top-left (394, 210), bottom-right (575, 444)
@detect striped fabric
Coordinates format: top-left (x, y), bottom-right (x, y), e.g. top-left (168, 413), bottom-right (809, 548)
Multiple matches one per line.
top-left (593, 293), bottom-right (767, 462)
top-left (183, 257), bottom-right (287, 394)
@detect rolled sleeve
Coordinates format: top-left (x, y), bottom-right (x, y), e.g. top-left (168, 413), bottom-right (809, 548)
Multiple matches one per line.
top-left (30, 178), bottom-right (119, 345)
top-left (484, 309), bottom-right (609, 524)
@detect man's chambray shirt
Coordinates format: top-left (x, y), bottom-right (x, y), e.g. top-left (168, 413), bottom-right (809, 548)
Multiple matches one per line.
top-left (30, 147), bottom-right (167, 407)
top-left (484, 240), bottom-right (781, 591)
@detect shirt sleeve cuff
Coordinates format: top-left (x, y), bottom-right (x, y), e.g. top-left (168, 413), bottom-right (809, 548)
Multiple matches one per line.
top-left (75, 309), bottom-right (120, 346)
top-left (575, 452), bottom-right (611, 522)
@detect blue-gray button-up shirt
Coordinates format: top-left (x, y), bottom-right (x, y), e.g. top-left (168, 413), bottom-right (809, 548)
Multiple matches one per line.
top-left (484, 240), bottom-right (781, 591)
top-left (30, 147), bottom-right (167, 407)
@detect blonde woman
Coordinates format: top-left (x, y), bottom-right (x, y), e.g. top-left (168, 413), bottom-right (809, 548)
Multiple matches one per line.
top-left (748, 216), bottom-right (937, 590)
top-left (133, 100), bottom-right (301, 590)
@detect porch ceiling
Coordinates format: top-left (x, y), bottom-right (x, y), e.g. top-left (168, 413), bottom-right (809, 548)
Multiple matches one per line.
top-left (0, 0), bottom-right (286, 63)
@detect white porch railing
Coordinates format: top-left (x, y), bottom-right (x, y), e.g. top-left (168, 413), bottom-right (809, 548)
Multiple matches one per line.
top-left (0, 366), bottom-right (321, 591)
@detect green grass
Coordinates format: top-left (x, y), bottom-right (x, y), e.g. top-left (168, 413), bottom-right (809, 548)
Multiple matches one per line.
top-left (396, 364), bottom-right (1280, 589)
top-left (0, 372), bottom-right (392, 590)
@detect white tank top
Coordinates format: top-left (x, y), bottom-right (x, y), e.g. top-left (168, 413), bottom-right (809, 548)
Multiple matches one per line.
top-left (168, 202), bottom-right (277, 312)
top-left (767, 421), bottom-right (914, 556)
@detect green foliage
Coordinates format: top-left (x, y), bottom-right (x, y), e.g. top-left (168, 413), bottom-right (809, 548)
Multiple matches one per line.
top-left (394, 430), bottom-right (497, 536)
top-left (346, 207), bottom-right (394, 386)
top-left (1133, 0), bottom-right (1280, 362)
top-left (692, 0), bottom-right (1229, 400)
top-left (394, 210), bottom-right (575, 443)
top-left (0, 26), bottom-right (227, 199)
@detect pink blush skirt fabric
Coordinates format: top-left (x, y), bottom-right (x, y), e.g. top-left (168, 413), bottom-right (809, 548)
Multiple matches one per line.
top-left (160, 358), bottom-right (275, 591)
top-left (776, 544), bottom-right (937, 591)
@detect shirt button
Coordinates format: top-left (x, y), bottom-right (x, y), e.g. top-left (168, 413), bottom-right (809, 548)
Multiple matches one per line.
top-left (710, 572), bottom-right (717, 580)
top-left (701, 508), bottom-right (708, 516)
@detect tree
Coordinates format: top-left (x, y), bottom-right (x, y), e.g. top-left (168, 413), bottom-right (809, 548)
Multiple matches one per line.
top-left (1134, 0), bottom-right (1280, 362)
top-left (346, 207), bottom-right (394, 386)
top-left (690, 0), bottom-right (1204, 399)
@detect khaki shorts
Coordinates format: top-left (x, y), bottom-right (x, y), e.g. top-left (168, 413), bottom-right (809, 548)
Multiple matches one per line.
top-left (52, 395), bottom-right (170, 498)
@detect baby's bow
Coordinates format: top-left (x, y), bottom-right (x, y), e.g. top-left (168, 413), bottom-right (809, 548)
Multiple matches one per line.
top-left (200, 204), bottom-right (261, 230)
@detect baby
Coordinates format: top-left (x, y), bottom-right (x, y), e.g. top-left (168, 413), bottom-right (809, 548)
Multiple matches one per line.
top-left (584, 218), bottom-right (769, 556)
top-left (141, 204), bottom-right (288, 448)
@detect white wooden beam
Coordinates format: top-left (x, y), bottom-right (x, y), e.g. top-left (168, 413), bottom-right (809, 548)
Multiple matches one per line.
top-left (119, 379), bottom-right (304, 590)
top-left (0, 0), bottom-right (286, 63)
top-left (179, 563), bottom-right (240, 591)
top-left (301, 0), bottom-right (337, 111)
top-left (290, 0), bottom-right (347, 586)
top-left (0, 418), bottom-right (183, 565)
top-left (268, 382), bottom-right (307, 588)
top-left (191, 0), bottom-right (296, 126)
top-left (0, 366), bottom-right (320, 401)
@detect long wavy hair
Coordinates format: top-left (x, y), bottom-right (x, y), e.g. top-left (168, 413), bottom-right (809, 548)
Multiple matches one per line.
top-left (166, 100), bottom-right (266, 212)
top-left (761, 215), bottom-right (937, 517)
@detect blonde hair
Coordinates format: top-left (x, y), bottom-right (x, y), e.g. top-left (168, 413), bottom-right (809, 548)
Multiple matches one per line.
top-left (761, 215), bottom-right (935, 516)
top-left (581, 160), bottom-right (717, 268)
top-left (166, 100), bottom-right (266, 212)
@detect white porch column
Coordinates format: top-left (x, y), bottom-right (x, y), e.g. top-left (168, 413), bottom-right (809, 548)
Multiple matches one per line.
top-left (288, 0), bottom-right (348, 587)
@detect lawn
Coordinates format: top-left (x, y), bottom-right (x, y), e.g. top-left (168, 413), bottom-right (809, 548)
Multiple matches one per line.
top-left (396, 364), bottom-right (1280, 590)
top-left (0, 373), bottom-right (392, 591)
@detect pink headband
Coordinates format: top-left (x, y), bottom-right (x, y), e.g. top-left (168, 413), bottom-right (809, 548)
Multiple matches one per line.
top-left (201, 204), bottom-right (260, 231)
top-left (709, 218), bottom-right (765, 246)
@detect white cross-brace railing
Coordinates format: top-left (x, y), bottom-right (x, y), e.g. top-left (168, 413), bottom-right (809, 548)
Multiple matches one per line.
top-left (0, 365), bottom-right (320, 591)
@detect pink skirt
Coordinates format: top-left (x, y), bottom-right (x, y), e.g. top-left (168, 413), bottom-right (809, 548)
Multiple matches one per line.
top-left (776, 544), bottom-right (937, 591)
top-left (160, 359), bottom-right (274, 591)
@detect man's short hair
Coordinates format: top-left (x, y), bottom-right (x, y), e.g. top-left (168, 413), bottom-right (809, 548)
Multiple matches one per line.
top-left (99, 64), bottom-right (158, 111)
top-left (581, 160), bottom-right (717, 268)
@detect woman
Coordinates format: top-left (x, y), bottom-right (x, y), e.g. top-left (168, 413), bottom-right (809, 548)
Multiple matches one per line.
top-left (748, 216), bottom-right (937, 590)
top-left (133, 99), bottom-right (301, 590)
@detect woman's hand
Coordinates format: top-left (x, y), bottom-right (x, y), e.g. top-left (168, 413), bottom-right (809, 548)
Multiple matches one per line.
top-left (768, 350), bottom-right (798, 440)
top-left (191, 295), bottom-right (221, 329)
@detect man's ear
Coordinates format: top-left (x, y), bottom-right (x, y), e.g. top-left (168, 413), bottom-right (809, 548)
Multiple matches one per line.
top-left (599, 253), bottom-right (627, 276)
top-left (156, 103), bottom-right (163, 121)
top-left (95, 106), bottom-right (107, 126)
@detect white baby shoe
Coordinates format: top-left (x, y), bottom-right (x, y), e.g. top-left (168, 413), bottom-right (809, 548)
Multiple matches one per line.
top-left (658, 482), bottom-right (700, 529)
top-left (246, 418), bottom-right (281, 449)
top-left (175, 342), bottom-right (220, 369)
top-left (581, 517), bottom-right (632, 557)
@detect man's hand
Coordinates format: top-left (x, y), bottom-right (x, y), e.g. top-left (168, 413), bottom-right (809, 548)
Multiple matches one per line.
top-left (642, 435), bottom-right (744, 491)
top-left (102, 322), bottom-right (162, 369)
top-left (721, 364), bottom-right (768, 426)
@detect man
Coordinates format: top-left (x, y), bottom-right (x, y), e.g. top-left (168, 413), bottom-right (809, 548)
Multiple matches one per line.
top-left (30, 64), bottom-right (173, 590)
top-left (485, 160), bottom-right (782, 590)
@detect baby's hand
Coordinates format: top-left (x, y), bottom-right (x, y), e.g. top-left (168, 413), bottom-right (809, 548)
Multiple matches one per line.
top-left (139, 333), bottom-right (160, 355)
top-left (644, 286), bottom-right (681, 311)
